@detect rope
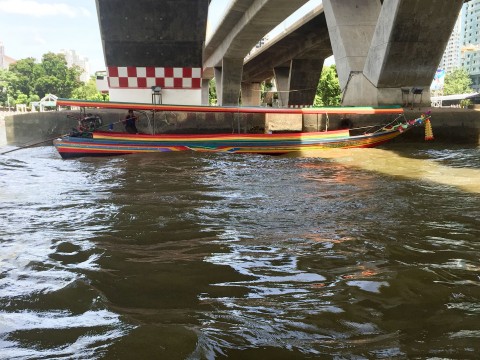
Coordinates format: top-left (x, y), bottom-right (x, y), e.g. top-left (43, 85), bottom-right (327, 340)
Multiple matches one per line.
top-left (259, 88), bottom-right (317, 93)
top-left (372, 114), bottom-right (406, 134)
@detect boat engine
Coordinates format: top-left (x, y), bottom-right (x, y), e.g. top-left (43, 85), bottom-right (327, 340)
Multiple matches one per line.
top-left (71, 114), bottom-right (103, 137)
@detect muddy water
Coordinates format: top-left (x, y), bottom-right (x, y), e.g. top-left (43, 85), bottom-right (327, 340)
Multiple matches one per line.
top-left (0, 144), bottom-right (479, 359)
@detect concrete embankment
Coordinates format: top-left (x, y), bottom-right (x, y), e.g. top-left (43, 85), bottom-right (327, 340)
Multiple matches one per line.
top-left (0, 115), bottom-right (6, 147)
top-left (2, 107), bottom-right (479, 147)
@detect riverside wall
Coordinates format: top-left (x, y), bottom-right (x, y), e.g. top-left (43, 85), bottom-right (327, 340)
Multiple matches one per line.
top-left (2, 107), bottom-right (479, 147)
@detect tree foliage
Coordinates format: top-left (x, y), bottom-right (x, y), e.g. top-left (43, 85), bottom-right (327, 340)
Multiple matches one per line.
top-left (1, 52), bottom-right (97, 107)
top-left (0, 68), bottom-right (19, 106)
top-left (209, 78), bottom-right (217, 105)
top-left (314, 65), bottom-right (341, 106)
top-left (443, 68), bottom-right (474, 95)
top-left (8, 57), bottom-right (39, 97)
top-left (72, 76), bottom-right (109, 101)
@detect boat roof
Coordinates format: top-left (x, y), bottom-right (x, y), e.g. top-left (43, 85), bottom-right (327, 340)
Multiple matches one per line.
top-left (55, 98), bottom-right (404, 115)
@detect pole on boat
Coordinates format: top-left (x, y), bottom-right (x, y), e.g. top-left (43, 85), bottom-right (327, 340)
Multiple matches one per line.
top-left (151, 110), bottom-right (156, 135)
top-left (0, 135), bottom-right (65, 156)
top-left (151, 86), bottom-right (162, 135)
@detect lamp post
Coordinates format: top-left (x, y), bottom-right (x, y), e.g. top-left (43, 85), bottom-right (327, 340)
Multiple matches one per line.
top-left (151, 86), bottom-right (162, 135)
top-left (151, 86), bottom-right (162, 105)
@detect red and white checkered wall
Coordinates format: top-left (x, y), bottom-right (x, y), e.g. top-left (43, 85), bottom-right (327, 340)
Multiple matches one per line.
top-left (107, 66), bottom-right (202, 89)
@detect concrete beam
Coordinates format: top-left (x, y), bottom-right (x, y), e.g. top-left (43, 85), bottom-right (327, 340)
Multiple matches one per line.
top-left (241, 5), bottom-right (329, 106)
top-left (204, 0), bottom-right (257, 63)
top-left (204, 0), bottom-right (309, 68)
top-left (243, 5), bottom-right (331, 83)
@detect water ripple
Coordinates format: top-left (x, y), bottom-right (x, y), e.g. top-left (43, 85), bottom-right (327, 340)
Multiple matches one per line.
top-left (1, 146), bottom-right (479, 359)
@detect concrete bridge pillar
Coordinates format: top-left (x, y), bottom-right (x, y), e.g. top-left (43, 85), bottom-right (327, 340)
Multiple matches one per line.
top-left (273, 67), bottom-right (290, 107)
top-left (273, 60), bottom-right (323, 107)
top-left (288, 59), bottom-right (323, 106)
top-left (323, 0), bottom-right (380, 91)
top-left (241, 82), bottom-right (261, 106)
top-left (324, 0), bottom-right (464, 106)
top-left (96, 0), bottom-right (208, 105)
top-left (215, 58), bottom-right (244, 106)
top-left (201, 79), bottom-right (210, 105)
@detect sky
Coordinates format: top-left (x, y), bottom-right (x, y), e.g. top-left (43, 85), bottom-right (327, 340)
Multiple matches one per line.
top-left (0, 0), bottom-right (327, 75)
top-left (0, 0), bottom-right (105, 73)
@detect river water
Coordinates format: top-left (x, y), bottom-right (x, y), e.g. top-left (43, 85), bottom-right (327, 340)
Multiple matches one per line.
top-left (0, 142), bottom-right (479, 359)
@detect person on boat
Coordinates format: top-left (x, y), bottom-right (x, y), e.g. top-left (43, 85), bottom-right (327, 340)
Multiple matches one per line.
top-left (339, 118), bottom-right (353, 129)
top-left (124, 109), bottom-right (139, 134)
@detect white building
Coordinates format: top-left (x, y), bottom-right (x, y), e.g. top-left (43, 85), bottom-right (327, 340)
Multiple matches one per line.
top-left (60, 49), bottom-right (91, 83)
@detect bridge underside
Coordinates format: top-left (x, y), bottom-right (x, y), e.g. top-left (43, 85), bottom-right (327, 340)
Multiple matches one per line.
top-left (243, 0), bottom-right (464, 107)
top-left (203, 0), bottom-right (309, 106)
top-left (243, 8), bottom-right (331, 107)
top-left (95, 0), bottom-right (464, 107)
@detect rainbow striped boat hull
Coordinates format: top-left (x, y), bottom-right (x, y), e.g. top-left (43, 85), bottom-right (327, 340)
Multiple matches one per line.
top-left (53, 127), bottom-right (410, 159)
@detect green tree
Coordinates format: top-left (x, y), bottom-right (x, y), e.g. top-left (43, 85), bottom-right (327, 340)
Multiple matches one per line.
top-left (72, 76), bottom-right (108, 101)
top-left (8, 57), bottom-right (40, 97)
top-left (34, 75), bottom-right (62, 98)
top-left (15, 91), bottom-right (29, 106)
top-left (443, 68), bottom-right (474, 95)
top-left (261, 80), bottom-right (274, 105)
top-left (314, 65), bottom-right (341, 106)
top-left (29, 94), bottom-right (40, 106)
top-left (39, 52), bottom-right (82, 98)
top-left (209, 78), bottom-right (217, 105)
top-left (0, 68), bottom-right (19, 107)
top-left (8, 52), bottom-right (83, 101)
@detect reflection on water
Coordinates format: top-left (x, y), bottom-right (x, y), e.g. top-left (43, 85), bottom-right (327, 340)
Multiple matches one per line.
top-left (294, 147), bottom-right (480, 193)
top-left (0, 144), bottom-right (479, 359)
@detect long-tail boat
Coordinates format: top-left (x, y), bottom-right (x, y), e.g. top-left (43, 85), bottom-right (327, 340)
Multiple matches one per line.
top-left (52, 99), bottom-right (430, 159)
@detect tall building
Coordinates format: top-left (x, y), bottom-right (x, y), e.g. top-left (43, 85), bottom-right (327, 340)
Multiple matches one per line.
top-left (60, 49), bottom-right (90, 83)
top-left (461, 0), bottom-right (480, 91)
top-left (440, 12), bottom-right (462, 74)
